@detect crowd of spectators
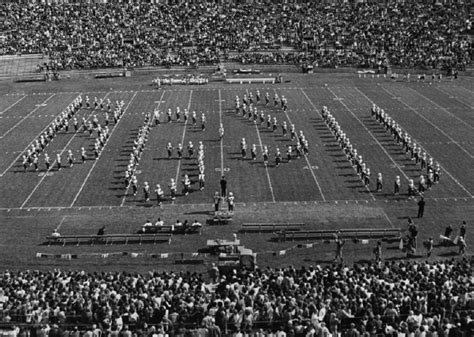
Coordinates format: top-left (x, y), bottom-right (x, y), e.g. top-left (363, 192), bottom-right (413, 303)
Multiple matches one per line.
top-left (0, 2), bottom-right (471, 71)
top-left (0, 259), bottom-right (472, 336)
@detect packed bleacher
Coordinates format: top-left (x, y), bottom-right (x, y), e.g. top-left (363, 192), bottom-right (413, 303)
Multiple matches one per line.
top-left (0, 259), bottom-right (472, 336)
top-left (0, 2), bottom-right (471, 71)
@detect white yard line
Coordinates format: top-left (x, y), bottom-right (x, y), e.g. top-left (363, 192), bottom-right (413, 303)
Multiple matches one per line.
top-left (218, 89), bottom-right (224, 173)
top-left (174, 90), bottom-right (193, 184)
top-left (0, 95), bottom-right (27, 115)
top-left (0, 195), bottom-right (471, 212)
top-left (406, 87), bottom-right (474, 130)
top-left (0, 95), bottom-right (55, 138)
top-left (355, 86), bottom-right (474, 198)
top-left (120, 90), bottom-right (166, 207)
top-left (278, 89), bottom-right (326, 201)
top-left (433, 86), bottom-right (474, 110)
top-left (55, 216), bottom-right (67, 231)
top-left (247, 89), bottom-right (276, 202)
top-left (452, 85), bottom-right (474, 94)
top-left (383, 212), bottom-right (394, 229)
top-left (326, 86), bottom-right (411, 184)
top-left (0, 94), bottom-right (76, 177)
top-left (379, 85), bottom-right (474, 159)
top-left (71, 91), bottom-right (138, 208)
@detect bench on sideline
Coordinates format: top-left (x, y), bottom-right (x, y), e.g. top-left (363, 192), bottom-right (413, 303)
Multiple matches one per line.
top-left (226, 78), bottom-right (275, 84)
top-left (275, 228), bottom-right (402, 242)
top-left (46, 233), bottom-right (172, 246)
top-left (240, 223), bottom-right (305, 233)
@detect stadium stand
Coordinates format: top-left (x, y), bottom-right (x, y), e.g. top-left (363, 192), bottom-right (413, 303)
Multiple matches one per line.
top-left (0, 260), bottom-right (471, 336)
top-left (0, 2), bottom-right (470, 72)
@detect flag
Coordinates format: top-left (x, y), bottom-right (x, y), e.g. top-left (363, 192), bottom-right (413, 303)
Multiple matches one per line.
top-left (160, 253), bottom-right (169, 259)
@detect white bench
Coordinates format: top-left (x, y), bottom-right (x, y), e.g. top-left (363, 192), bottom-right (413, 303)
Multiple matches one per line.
top-left (226, 78), bottom-right (275, 84)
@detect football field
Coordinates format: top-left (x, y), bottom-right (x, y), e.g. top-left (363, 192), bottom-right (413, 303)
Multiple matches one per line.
top-left (0, 73), bottom-right (472, 271)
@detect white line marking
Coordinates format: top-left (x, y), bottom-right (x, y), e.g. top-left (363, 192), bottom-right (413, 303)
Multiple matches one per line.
top-left (247, 89), bottom-right (276, 202)
top-left (280, 89), bottom-right (326, 201)
top-left (434, 86), bottom-right (474, 110)
top-left (451, 84), bottom-right (474, 94)
top-left (0, 195), bottom-right (468, 211)
top-left (120, 90), bottom-right (166, 207)
top-left (174, 90), bottom-right (193, 184)
top-left (55, 216), bottom-right (67, 231)
top-left (0, 95), bottom-right (55, 138)
top-left (383, 212), bottom-right (394, 228)
top-left (0, 95), bottom-right (27, 115)
top-left (218, 89), bottom-right (224, 173)
top-left (407, 87), bottom-right (474, 129)
top-left (355, 86), bottom-right (473, 198)
top-left (71, 91), bottom-right (138, 207)
top-left (379, 85), bottom-right (474, 159)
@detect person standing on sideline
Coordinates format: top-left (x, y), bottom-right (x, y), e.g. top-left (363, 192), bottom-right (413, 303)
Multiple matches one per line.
top-left (417, 197), bottom-right (425, 218)
top-left (373, 241), bottom-right (382, 262)
top-left (213, 192), bottom-right (221, 212)
top-left (334, 233), bottom-right (345, 263)
top-left (458, 236), bottom-right (467, 256)
top-left (424, 237), bottom-right (434, 257)
top-left (220, 176), bottom-right (227, 197)
top-left (227, 192), bottom-right (235, 212)
top-left (442, 224), bottom-right (453, 245)
top-left (459, 221), bottom-right (466, 239)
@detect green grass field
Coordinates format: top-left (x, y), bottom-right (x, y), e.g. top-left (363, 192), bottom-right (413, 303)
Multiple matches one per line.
top-left (0, 72), bottom-right (472, 273)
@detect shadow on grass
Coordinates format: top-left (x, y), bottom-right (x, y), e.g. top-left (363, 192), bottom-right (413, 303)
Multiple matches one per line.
top-left (385, 254), bottom-right (424, 261)
top-left (437, 251), bottom-right (459, 257)
top-left (397, 215), bottom-right (411, 220)
top-left (185, 210), bottom-right (212, 215)
top-left (303, 258), bottom-right (332, 264)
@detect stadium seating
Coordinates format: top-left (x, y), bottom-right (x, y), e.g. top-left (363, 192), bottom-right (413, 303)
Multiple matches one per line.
top-left (0, 260), bottom-right (471, 336)
top-left (0, 2), bottom-right (469, 71)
